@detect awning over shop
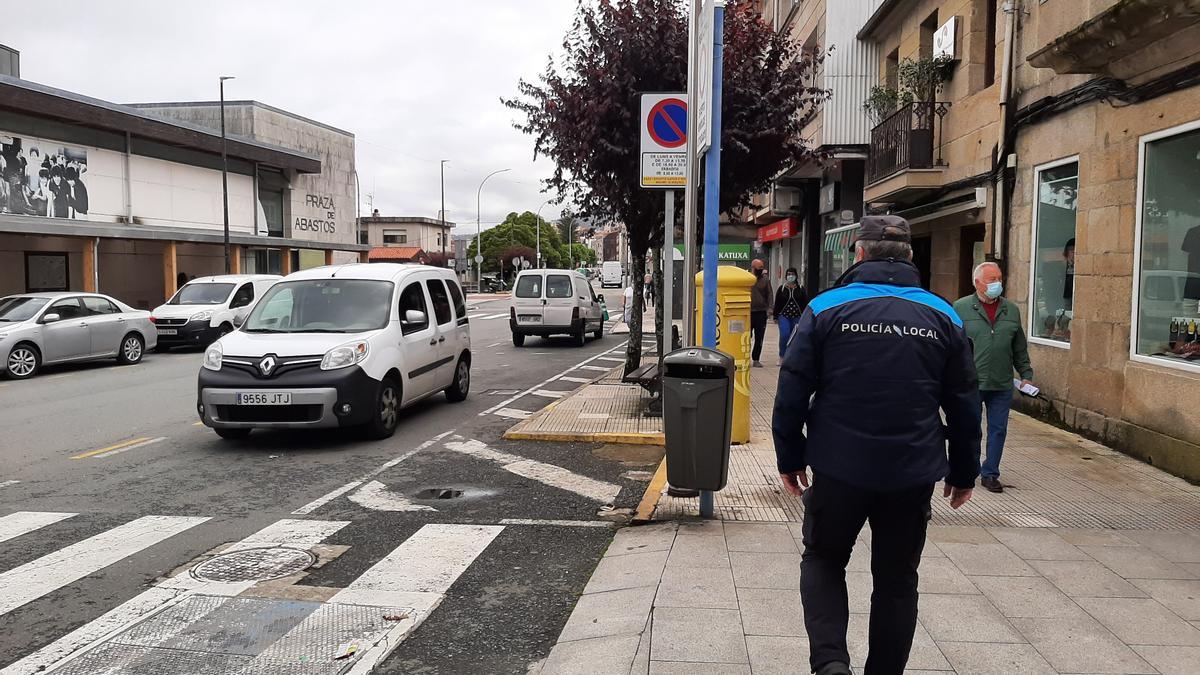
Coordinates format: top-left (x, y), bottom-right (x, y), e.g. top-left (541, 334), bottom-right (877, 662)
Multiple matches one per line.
top-left (823, 223), bottom-right (858, 253)
top-left (758, 217), bottom-right (798, 243)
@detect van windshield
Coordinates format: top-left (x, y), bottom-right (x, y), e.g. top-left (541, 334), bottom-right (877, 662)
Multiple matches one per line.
top-left (515, 275), bottom-right (542, 298)
top-left (169, 283), bottom-right (234, 306)
top-left (243, 279), bottom-right (394, 333)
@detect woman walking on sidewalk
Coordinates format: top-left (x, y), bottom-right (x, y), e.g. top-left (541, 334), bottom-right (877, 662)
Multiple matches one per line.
top-left (773, 267), bottom-right (808, 363)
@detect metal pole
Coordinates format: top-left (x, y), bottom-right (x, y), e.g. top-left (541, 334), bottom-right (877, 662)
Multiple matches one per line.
top-left (535, 199), bottom-right (551, 268)
top-left (682, 0), bottom-right (700, 346)
top-left (663, 190), bottom-right (675, 357)
top-left (440, 160), bottom-right (448, 260)
top-left (219, 76), bottom-right (235, 275)
top-left (699, 1), bottom-right (726, 520)
top-left (476, 168), bottom-right (511, 288)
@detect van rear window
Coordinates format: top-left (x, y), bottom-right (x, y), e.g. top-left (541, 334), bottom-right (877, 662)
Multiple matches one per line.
top-left (546, 275), bottom-right (573, 298)
top-left (515, 276), bottom-right (542, 298)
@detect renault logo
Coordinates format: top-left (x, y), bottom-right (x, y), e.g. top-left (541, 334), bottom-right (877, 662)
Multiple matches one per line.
top-left (258, 355), bottom-right (277, 376)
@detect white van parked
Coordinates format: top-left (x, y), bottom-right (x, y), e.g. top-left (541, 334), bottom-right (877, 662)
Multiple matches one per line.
top-left (599, 261), bottom-right (623, 288)
top-left (197, 263), bottom-right (471, 440)
top-left (152, 274), bottom-right (281, 350)
top-left (509, 269), bottom-right (604, 347)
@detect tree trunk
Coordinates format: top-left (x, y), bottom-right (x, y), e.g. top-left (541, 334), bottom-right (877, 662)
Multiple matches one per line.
top-left (624, 252), bottom-right (646, 376)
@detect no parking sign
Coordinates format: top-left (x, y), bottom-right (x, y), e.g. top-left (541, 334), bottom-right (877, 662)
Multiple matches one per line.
top-left (639, 93), bottom-right (687, 189)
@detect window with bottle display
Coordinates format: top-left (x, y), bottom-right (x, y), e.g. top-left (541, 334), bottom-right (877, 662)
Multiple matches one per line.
top-left (1031, 160), bottom-right (1078, 344)
top-left (1136, 124), bottom-right (1200, 365)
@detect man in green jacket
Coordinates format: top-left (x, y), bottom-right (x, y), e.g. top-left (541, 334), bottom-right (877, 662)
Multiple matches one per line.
top-left (953, 262), bottom-right (1034, 493)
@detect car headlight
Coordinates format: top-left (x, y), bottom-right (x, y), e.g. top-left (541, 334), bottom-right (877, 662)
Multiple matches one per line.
top-left (191, 310), bottom-right (214, 323)
top-left (321, 341), bottom-right (369, 371)
top-left (202, 344), bottom-right (223, 371)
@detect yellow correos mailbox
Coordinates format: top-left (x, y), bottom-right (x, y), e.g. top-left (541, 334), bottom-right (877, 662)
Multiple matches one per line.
top-left (695, 265), bottom-right (755, 444)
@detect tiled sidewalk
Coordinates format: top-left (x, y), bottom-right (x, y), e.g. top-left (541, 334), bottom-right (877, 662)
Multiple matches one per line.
top-left (537, 331), bottom-right (1200, 675)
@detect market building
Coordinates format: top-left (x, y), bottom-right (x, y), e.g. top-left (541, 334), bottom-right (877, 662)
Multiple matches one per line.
top-left (0, 62), bottom-right (366, 310)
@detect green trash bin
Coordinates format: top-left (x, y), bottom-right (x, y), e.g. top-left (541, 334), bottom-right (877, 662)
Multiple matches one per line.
top-left (661, 347), bottom-right (735, 491)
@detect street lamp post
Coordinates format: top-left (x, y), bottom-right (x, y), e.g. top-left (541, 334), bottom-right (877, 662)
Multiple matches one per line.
top-left (440, 160), bottom-right (448, 261)
top-left (534, 198), bottom-right (552, 269)
top-left (219, 76), bottom-right (235, 274)
top-left (475, 168), bottom-right (511, 287)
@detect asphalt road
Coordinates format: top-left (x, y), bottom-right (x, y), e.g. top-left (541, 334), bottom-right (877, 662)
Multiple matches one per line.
top-left (0, 283), bottom-right (659, 674)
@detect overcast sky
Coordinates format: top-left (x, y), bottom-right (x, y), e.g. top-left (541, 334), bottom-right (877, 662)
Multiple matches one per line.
top-left (7, 0), bottom-right (578, 234)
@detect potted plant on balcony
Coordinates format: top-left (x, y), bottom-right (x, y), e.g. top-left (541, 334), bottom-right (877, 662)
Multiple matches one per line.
top-left (863, 85), bottom-right (912, 125)
top-left (898, 55), bottom-right (953, 167)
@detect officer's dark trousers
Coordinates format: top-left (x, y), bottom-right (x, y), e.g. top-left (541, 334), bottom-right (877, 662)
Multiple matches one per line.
top-left (800, 473), bottom-right (934, 675)
top-left (750, 310), bottom-right (768, 360)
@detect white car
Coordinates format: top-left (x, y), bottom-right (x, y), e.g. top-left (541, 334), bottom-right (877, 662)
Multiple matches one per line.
top-left (152, 274), bottom-right (282, 351)
top-left (197, 263), bottom-right (471, 440)
top-left (510, 269), bottom-right (605, 347)
top-left (0, 292), bottom-right (157, 379)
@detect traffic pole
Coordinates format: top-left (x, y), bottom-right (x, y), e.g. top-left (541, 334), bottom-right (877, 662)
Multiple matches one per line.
top-left (662, 190), bottom-right (674, 360)
top-left (682, 0), bottom-right (699, 347)
top-left (698, 0), bottom-right (725, 519)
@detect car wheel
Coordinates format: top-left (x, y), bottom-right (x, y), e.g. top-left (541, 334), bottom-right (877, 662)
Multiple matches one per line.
top-left (214, 427), bottom-right (252, 440)
top-left (117, 333), bottom-right (145, 365)
top-left (6, 343), bottom-right (40, 380)
top-left (574, 327), bottom-right (587, 347)
top-left (364, 376), bottom-right (401, 439)
top-left (445, 356), bottom-right (470, 403)
top-left (512, 332), bottom-right (525, 347)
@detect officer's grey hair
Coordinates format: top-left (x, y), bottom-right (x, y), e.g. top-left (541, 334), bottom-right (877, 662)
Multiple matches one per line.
top-left (973, 261), bottom-right (1001, 281)
top-left (856, 239), bottom-right (913, 261)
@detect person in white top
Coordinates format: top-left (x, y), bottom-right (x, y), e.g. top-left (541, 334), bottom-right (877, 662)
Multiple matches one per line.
top-left (623, 285), bottom-right (635, 325)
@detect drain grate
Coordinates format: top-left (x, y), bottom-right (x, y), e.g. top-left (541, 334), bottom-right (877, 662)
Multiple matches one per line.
top-left (414, 488), bottom-right (464, 500)
top-left (190, 546), bottom-right (316, 583)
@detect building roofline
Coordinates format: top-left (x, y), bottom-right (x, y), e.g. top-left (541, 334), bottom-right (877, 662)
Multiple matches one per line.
top-left (0, 75), bottom-right (322, 173)
top-left (858, 0), bottom-right (910, 40)
top-left (126, 100), bottom-right (355, 138)
top-left (361, 216), bottom-right (456, 227)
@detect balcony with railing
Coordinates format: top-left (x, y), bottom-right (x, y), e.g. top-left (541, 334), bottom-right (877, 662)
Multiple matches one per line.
top-left (865, 101), bottom-right (951, 203)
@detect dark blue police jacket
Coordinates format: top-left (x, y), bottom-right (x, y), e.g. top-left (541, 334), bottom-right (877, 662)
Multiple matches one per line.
top-left (772, 259), bottom-right (982, 490)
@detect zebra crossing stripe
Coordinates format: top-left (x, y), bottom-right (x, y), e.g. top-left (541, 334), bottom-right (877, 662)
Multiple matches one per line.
top-left (0, 515), bottom-right (209, 617)
top-left (530, 389), bottom-right (566, 399)
top-left (2, 518), bottom-right (350, 675)
top-left (557, 376), bottom-right (592, 384)
top-left (444, 439), bottom-right (621, 503)
top-left (0, 512), bottom-right (76, 545)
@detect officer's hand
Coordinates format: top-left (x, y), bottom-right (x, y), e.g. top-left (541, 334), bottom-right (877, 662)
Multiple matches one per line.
top-left (780, 471), bottom-right (809, 497)
top-left (943, 483), bottom-right (973, 509)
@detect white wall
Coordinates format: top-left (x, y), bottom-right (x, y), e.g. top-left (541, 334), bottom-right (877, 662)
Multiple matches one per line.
top-left (129, 154), bottom-right (255, 233)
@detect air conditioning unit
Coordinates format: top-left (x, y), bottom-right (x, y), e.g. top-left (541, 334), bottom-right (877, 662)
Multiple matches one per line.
top-left (771, 185), bottom-right (803, 214)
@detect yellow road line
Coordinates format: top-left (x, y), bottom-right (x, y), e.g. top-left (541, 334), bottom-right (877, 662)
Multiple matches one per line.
top-left (632, 458), bottom-right (668, 524)
top-left (193, 422), bottom-right (203, 427)
top-left (70, 437), bottom-right (152, 460)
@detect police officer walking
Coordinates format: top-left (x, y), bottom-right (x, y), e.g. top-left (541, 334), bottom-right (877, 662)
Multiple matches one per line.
top-left (772, 215), bottom-right (982, 675)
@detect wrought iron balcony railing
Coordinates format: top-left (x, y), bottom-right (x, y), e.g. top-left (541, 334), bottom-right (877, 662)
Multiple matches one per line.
top-left (867, 102), bottom-right (951, 185)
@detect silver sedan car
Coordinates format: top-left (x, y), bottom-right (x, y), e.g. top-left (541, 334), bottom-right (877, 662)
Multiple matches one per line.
top-left (0, 292), bottom-right (158, 380)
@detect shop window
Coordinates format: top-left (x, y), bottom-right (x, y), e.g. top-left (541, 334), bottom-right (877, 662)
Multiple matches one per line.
top-left (1135, 124), bottom-right (1200, 367)
top-left (1030, 159), bottom-right (1078, 345)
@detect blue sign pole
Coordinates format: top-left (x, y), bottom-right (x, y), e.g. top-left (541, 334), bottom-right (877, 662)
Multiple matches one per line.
top-left (699, 0), bottom-right (725, 519)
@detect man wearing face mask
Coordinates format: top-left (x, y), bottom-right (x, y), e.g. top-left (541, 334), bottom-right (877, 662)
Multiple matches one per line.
top-left (749, 258), bottom-right (772, 367)
top-left (953, 262), bottom-right (1034, 493)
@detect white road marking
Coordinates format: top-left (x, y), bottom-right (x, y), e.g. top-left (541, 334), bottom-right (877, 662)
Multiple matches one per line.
top-left (0, 512), bottom-right (76, 545)
top-left (595, 356), bottom-right (625, 362)
top-left (576, 365), bottom-right (611, 371)
top-left (499, 519), bottom-right (614, 528)
top-left (0, 480), bottom-right (19, 489)
top-left (479, 342), bottom-right (629, 417)
top-left (476, 313), bottom-right (509, 320)
top-left (332, 524), bottom-right (505, 674)
top-left (557, 376), bottom-right (593, 384)
top-left (348, 480), bottom-right (437, 512)
top-left (291, 430), bottom-right (456, 515)
top-left (4, 518), bottom-right (348, 674)
top-left (486, 341), bottom-right (505, 348)
top-left (530, 389), bottom-right (566, 399)
top-left (493, 407), bottom-right (533, 419)
top-left (444, 439), bottom-right (621, 503)
top-left (0, 515), bottom-right (209, 617)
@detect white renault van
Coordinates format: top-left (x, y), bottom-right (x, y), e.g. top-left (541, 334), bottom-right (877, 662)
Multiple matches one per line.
top-left (197, 263), bottom-right (471, 440)
top-left (152, 274), bottom-right (281, 350)
top-left (599, 261), bottom-right (623, 288)
top-left (510, 269), bottom-right (604, 347)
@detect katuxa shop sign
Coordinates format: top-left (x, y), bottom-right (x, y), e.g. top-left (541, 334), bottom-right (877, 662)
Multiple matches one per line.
top-left (293, 193), bottom-right (338, 235)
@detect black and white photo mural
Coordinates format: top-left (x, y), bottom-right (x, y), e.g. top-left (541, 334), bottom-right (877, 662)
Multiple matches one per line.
top-left (0, 133), bottom-right (89, 219)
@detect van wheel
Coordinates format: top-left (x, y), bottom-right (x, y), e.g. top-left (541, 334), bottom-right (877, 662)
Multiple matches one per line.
top-left (593, 323), bottom-right (604, 340)
top-left (512, 332), bottom-right (525, 347)
top-left (574, 327), bottom-right (587, 347)
top-left (117, 333), bottom-right (144, 365)
top-left (445, 356), bottom-right (470, 403)
top-left (214, 427), bottom-right (251, 440)
top-left (364, 376), bottom-right (401, 439)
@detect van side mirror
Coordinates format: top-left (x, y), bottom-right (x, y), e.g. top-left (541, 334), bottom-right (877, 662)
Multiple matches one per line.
top-left (41, 313), bottom-right (61, 324)
top-left (403, 309), bottom-right (427, 325)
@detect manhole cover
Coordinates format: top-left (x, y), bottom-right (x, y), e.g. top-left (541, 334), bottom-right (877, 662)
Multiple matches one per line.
top-left (414, 488), bottom-right (464, 500)
top-left (190, 546), bottom-right (316, 583)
